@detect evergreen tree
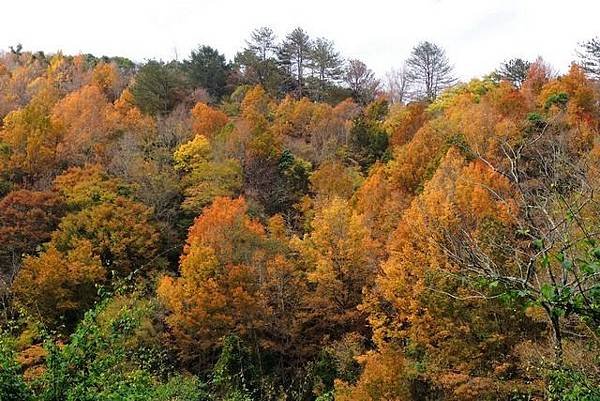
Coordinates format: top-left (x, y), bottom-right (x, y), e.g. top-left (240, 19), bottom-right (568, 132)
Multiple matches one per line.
top-left (406, 41), bottom-right (455, 101)
top-left (185, 45), bottom-right (230, 101)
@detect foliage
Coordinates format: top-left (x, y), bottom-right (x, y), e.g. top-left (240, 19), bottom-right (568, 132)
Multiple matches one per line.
top-left (191, 101), bottom-right (229, 138)
top-left (344, 59), bottom-right (380, 105)
top-left (0, 190), bottom-right (65, 275)
top-left (130, 60), bottom-right (186, 115)
top-left (0, 84), bottom-right (60, 182)
top-left (185, 45), bottom-right (231, 101)
top-left (494, 58), bottom-right (531, 88)
top-left (406, 41), bottom-right (456, 101)
top-left (157, 197), bottom-right (271, 367)
top-left (547, 367), bottom-right (600, 401)
top-left (577, 36), bottom-right (600, 79)
top-left (348, 99), bottom-right (390, 171)
top-left (37, 296), bottom-right (208, 401)
top-left (293, 197), bottom-right (378, 337)
top-left (50, 197), bottom-right (161, 274)
top-left (13, 241), bottom-right (104, 328)
top-left (174, 134), bottom-right (243, 213)
top-left (0, 335), bottom-right (32, 401)
top-left (0, 40), bottom-right (599, 401)
top-left (53, 164), bottom-right (132, 209)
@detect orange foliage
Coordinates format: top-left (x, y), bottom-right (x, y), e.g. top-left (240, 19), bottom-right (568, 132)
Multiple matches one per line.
top-left (182, 197), bottom-right (264, 264)
top-left (51, 197), bottom-right (160, 275)
top-left (91, 62), bottom-right (121, 99)
top-left (13, 241), bottom-right (104, 326)
top-left (293, 197), bottom-right (378, 336)
top-left (114, 88), bottom-right (156, 136)
top-left (0, 190), bottom-right (65, 272)
top-left (190, 102), bottom-right (228, 138)
top-left (310, 159), bottom-right (360, 201)
top-left (521, 57), bottom-right (553, 102)
top-left (384, 102), bottom-right (428, 147)
top-left (362, 148), bottom-right (536, 398)
top-left (335, 347), bottom-right (411, 401)
top-left (158, 197), bottom-right (291, 365)
top-left (537, 64), bottom-right (599, 148)
top-left (51, 84), bottom-right (120, 164)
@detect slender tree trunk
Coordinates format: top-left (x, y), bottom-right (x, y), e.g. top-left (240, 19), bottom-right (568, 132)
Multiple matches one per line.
top-left (550, 313), bottom-right (563, 364)
top-left (541, 302), bottom-right (564, 364)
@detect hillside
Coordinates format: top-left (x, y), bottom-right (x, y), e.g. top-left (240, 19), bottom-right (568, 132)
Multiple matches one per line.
top-left (0, 33), bottom-right (600, 401)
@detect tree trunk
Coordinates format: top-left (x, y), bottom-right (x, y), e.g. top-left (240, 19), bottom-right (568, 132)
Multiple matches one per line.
top-left (550, 313), bottom-right (564, 364)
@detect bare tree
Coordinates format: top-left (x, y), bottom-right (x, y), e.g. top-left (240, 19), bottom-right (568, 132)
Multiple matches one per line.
top-left (406, 41), bottom-right (456, 101)
top-left (344, 59), bottom-right (380, 104)
top-left (384, 64), bottom-right (411, 104)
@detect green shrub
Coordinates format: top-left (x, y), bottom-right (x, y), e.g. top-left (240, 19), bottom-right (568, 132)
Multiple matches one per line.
top-left (0, 335), bottom-right (31, 401)
top-left (547, 367), bottom-right (600, 401)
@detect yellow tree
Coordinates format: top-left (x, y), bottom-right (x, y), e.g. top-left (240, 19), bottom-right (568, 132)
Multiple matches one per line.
top-left (13, 241), bottom-right (104, 327)
top-left (173, 135), bottom-right (242, 213)
top-left (53, 164), bottom-right (132, 209)
top-left (0, 84), bottom-right (61, 182)
top-left (293, 197), bottom-right (378, 339)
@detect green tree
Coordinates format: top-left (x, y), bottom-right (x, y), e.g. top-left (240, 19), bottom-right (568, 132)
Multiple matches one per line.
top-left (577, 37), bottom-right (600, 79)
top-left (235, 27), bottom-right (283, 94)
top-left (279, 27), bottom-right (312, 97)
top-left (495, 58), bottom-right (531, 88)
top-left (406, 41), bottom-right (456, 101)
top-left (173, 134), bottom-right (243, 214)
top-left (307, 37), bottom-right (344, 101)
top-left (40, 296), bottom-right (207, 401)
top-left (130, 60), bottom-right (186, 115)
top-left (185, 45), bottom-right (230, 101)
top-left (349, 99), bottom-right (390, 171)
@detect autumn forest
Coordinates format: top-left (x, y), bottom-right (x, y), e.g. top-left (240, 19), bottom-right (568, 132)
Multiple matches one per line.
top-left (1, 27), bottom-right (600, 401)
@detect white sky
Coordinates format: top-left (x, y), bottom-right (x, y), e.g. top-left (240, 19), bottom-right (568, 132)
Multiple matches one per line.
top-left (1, 0), bottom-right (598, 81)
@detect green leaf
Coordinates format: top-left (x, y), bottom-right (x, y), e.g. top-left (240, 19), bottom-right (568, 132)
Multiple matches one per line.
top-left (582, 261), bottom-right (600, 275)
top-left (541, 284), bottom-right (555, 301)
top-left (541, 254), bottom-right (550, 269)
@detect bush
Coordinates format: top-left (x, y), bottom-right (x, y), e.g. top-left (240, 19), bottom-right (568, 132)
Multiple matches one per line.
top-left (547, 367), bottom-right (600, 401)
top-left (0, 335), bottom-right (31, 401)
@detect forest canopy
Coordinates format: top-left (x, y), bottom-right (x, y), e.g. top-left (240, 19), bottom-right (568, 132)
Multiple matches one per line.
top-left (1, 29), bottom-right (600, 401)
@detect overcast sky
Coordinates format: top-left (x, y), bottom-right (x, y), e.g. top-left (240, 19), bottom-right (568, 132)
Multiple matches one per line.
top-left (1, 0), bottom-right (598, 81)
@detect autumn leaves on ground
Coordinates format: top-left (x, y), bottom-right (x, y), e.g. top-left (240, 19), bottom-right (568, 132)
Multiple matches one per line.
top-left (1, 30), bottom-right (600, 401)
